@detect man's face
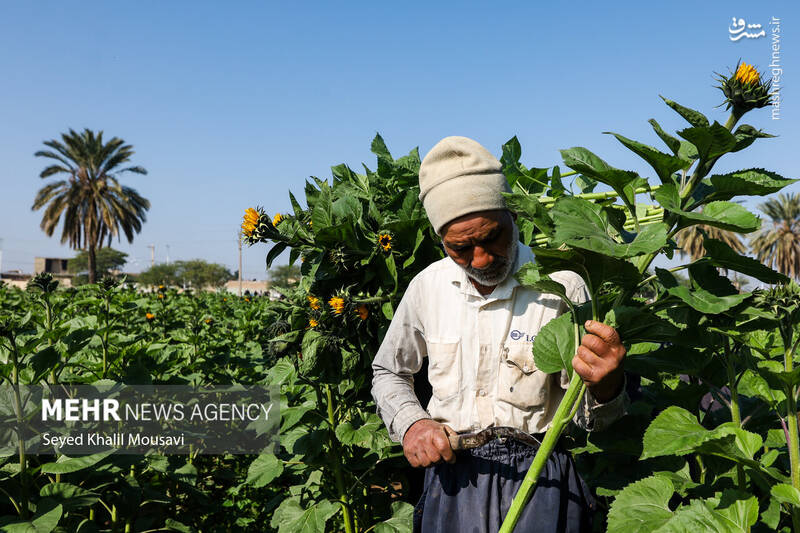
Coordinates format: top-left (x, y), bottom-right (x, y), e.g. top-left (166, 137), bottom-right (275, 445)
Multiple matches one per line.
top-left (440, 209), bottom-right (519, 289)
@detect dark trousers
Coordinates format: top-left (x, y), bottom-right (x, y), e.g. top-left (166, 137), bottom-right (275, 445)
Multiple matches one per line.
top-left (412, 438), bottom-right (595, 533)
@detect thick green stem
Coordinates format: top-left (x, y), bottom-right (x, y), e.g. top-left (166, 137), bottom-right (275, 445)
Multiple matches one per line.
top-left (6, 335), bottom-right (29, 519)
top-left (325, 384), bottom-right (355, 533)
top-left (785, 352), bottom-right (800, 491)
top-left (499, 371), bottom-right (586, 533)
top-left (539, 185), bottom-right (660, 205)
top-left (500, 309), bottom-right (592, 532)
top-left (723, 340), bottom-right (745, 491)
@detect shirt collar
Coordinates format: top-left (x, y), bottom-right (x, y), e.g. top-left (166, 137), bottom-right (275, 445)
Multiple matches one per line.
top-left (447, 242), bottom-right (534, 301)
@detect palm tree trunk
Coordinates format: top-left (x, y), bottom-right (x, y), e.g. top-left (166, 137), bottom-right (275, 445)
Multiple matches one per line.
top-left (88, 245), bottom-right (97, 284)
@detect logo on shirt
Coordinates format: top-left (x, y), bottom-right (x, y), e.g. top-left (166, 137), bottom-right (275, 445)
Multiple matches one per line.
top-left (509, 330), bottom-right (536, 342)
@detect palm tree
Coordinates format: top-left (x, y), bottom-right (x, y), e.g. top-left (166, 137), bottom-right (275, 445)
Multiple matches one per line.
top-left (749, 192), bottom-right (800, 280)
top-left (676, 221), bottom-right (747, 261)
top-left (32, 129), bottom-right (150, 283)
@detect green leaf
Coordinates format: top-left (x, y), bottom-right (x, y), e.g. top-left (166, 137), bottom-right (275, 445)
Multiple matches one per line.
top-left (502, 193), bottom-right (554, 237)
top-left (771, 483), bottom-right (800, 507)
top-left (39, 483), bottom-right (99, 512)
top-left (270, 498), bottom-right (339, 533)
top-left (559, 147), bottom-right (640, 198)
top-left (660, 96), bottom-right (710, 127)
top-left (655, 494), bottom-right (757, 533)
top-left (374, 502), bottom-right (415, 533)
top-left (551, 197), bottom-right (667, 258)
top-left (515, 264), bottom-right (572, 310)
top-left (607, 475), bottom-right (675, 533)
top-left (604, 131), bottom-right (686, 184)
top-left (654, 184), bottom-right (759, 233)
top-left (299, 330), bottom-right (325, 376)
top-left (642, 407), bottom-right (763, 465)
top-left (730, 124), bottom-right (776, 153)
top-left (658, 270), bottom-right (748, 314)
top-left (1, 501), bottom-right (62, 533)
top-left (709, 168), bottom-right (798, 198)
top-left (246, 454), bottom-right (283, 487)
top-left (335, 413), bottom-right (393, 450)
top-left (604, 306), bottom-right (682, 344)
top-left (677, 123), bottom-right (737, 162)
top-left (756, 359), bottom-right (800, 388)
top-left (40, 449), bottom-right (116, 474)
top-left (701, 237), bottom-right (788, 284)
top-left (532, 312), bottom-right (575, 376)
top-left (530, 246), bottom-right (641, 292)
top-left (625, 345), bottom-right (712, 379)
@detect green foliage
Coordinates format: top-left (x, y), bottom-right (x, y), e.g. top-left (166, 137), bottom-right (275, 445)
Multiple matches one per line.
top-left (68, 247), bottom-right (128, 284)
top-left (0, 280), bottom-right (289, 531)
top-left (137, 259), bottom-right (234, 289)
top-left (268, 264), bottom-right (301, 288)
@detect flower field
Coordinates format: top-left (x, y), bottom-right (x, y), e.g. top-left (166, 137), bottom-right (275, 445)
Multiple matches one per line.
top-left (2, 62), bottom-right (800, 532)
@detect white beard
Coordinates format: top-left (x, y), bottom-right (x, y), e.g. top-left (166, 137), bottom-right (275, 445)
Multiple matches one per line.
top-left (462, 223), bottom-right (520, 287)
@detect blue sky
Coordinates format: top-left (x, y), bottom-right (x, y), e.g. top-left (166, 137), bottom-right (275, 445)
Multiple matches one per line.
top-left (1, 1), bottom-right (797, 280)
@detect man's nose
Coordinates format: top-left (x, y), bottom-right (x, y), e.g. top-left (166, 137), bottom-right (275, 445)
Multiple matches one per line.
top-left (471, 246), bottom-right (493, 270)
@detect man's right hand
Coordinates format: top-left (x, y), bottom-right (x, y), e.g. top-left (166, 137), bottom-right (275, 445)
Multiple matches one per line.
top-left (402, 419), bottom-right (457, 468)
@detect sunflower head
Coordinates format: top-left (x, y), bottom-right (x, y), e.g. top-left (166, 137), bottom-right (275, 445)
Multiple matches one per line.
top-left (715, 60), bottom-right (772, 115)
top-left (145, 312), bottom-right (155, 321)
top-left (328, 296), bottom-right (346, 314)
top-left (307, 295), bottom-right (321, 310)
top-left (378, 233), bottom-right (392, 252)
top-left (157, 293), bottom-right (164, 299)
top-left (273, 213), bottom-right (284, 226)
top-left (308, 318), bottom-right (319, 328)
top-left (355, 304), bottom-right (369, 320)
top-left (205, 318), bottom-right (213, 325)
top-left (241, 206), bottom-right (273, 244)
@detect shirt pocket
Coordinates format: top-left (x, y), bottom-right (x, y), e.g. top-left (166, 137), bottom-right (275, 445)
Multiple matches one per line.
top-left (497, 342), bottom-right (547, 410)
top-left (426, 339), bottom-right (461, 401)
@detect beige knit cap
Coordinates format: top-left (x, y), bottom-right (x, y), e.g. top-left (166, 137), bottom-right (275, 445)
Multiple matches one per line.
top-left (418, 136), bottom-right (511, 235)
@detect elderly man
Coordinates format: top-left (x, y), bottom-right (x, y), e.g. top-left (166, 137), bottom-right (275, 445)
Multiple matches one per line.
top-left (371, 136), bottom-right (628, 533)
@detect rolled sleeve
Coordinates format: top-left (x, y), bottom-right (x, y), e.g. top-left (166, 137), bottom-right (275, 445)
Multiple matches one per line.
top-left (371, 279), bottom-right (431, 443)
top-left (573, 374), bottom-right (629, 432)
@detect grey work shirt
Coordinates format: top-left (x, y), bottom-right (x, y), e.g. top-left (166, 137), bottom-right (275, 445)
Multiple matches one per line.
top-left (371, 241), bottom-right (628, 443)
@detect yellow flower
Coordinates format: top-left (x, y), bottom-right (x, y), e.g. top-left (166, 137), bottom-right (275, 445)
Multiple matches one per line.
top-left (145, 312), bottom-right (155, 321)
top-left (307, 295), bottom-right (321, 310)
top-left (378, 233), bottom-right (392, 252)
top-left (157, 293), bottom-right (164, 299)
top-left (328, 296), bottom-right (345, 314)
top-left (158, 284), bottom-right (165, 290)
top-left (735, 62), bottom-right (760, 85)
top-left (223, 297), bottom-right (227, 302)
top-left (308, 318), bottom-right (319, 328)
top-left (244, 297), bottom-right (250, 302)
top-left (716, 60), bottom-right (772, 114)
top-left (242, 207), bottom-right (260, 237)
top-left (205, 318), bottom-right (213, 325)
top-left (273, 213), bottom-right (283, 226)
top-left (355, 304), bottom-right (369, 320)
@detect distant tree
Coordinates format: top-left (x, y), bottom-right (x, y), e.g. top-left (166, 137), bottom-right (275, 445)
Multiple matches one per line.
top-left (32, 128), bottom-right (150, 283)
top-left (138, 260), bottom-right (234, 289)
top-left (269, 264), bottom-right (301, 287)
top-left (137, 263), bottom-right (179, 287)
top-left (68, 247), bottom-right (128, 285)
top-left (749, 192), bottom-right (800, 279)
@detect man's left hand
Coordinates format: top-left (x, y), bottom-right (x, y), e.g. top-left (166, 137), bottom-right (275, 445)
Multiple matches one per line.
top-left (572, 320), bottom-right (625, 403)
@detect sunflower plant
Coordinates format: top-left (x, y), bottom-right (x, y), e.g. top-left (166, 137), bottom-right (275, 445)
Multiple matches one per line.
top-left (243, 135), bottom-right (444, 533)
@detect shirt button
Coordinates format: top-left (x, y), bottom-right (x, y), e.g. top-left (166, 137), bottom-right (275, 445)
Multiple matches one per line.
top-left (478, 389), bottom-right (487, 397)
top-left (523, 365), bottom-right (530, 372)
